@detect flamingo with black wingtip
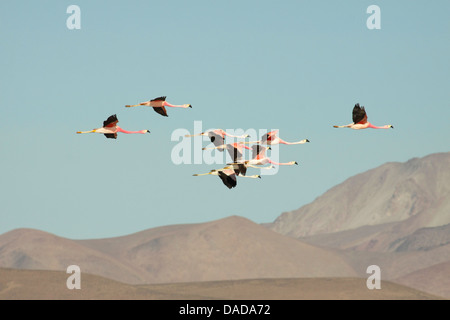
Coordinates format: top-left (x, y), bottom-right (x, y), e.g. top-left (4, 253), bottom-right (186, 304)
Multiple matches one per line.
top-left (76, 114), bottom-right (150, 139)
top-left (193, 166), bottom-right (261, 189)
top-left (204, 142), bottom-right (275, 175)
top-left (125, 96), bottom-right (192, 117)
top-left (245, 144), bottom-right (298, 167)
top-left (185, 129), bottom-right (249, 150)
top-left (244, 130), bottom-right (310, 145)
top-left (333, 103), bottom-right (394, 130)
top-left (202, 142), bottom-right (252, 163)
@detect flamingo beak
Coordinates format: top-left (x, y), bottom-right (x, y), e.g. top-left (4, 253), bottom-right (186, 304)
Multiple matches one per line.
top-left (147, 130), bottom-right (151, 133)
top-left (294, 161), bottom-right (298, 165)
top-left (257, 175), bottom-right (261, 179)
top-left (306, 139), bottom-right (310, 142)
top-left (390, 125), bottom-right (394, 129)
top-left (189, 104), bottom-right (192, 108)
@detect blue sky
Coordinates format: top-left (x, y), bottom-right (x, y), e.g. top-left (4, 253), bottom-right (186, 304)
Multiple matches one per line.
top-left (1, 1), bottom-right (449, 239)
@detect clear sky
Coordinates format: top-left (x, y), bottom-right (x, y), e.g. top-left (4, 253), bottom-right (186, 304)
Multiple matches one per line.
top-left (1, 1), bottom-right (449, 239)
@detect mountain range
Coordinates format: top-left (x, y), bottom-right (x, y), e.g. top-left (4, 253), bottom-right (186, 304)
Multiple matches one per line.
top-left (0, 151), bottom-right (449, 299)
top-left (0, 216), bottom-right (356, 285)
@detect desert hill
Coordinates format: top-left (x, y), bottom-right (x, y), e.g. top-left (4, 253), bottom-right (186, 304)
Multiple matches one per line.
top-left (1, 152), bottom-right (448, 299)
top-left (0, 268), bottom-right (442, 300)
top-left (0, 216), bottom-right (356, 285)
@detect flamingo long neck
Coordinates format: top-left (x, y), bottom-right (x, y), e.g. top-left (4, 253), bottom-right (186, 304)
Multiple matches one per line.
top-left (163, 101), bottom-right (189, 108)
top-left (267, 158), bottom-right (292, 165)
top-left (237, 143), bottom-right (252, 151)
top-left (116, 127), bottom-right (147, 134)
top-left (223, 132), bottom-right (247, 139)
top-left (247, 157), bottom-right (268, 166)
top-left (278, 138), bottom-right (306, 145)
top-left (367, 123), bottom-right (390, 129)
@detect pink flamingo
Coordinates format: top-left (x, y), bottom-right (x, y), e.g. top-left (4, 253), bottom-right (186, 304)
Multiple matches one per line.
top-left (245, 130), bottom-right (309, 145)
top-left (202, 142), bottom-right (252, 163)
top-left (125, 96), bottom-right (192, 117)
top-left (243, 144), bottom-right (298, 167)
top-left (193, 166), bottom-right (261, 189)
top-left (76, 114), bottom-right (150, 139)
top-left (185, 129), bottom-right (249, 149)
top-left (333, 103), bottom-right (394, 130)
top-left (204, 142), bottom-right (275, 175)
top-left (203, 142), bottom-right (253, 176)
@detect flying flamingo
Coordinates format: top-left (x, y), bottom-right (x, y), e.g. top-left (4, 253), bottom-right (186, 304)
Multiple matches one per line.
top-left (202, 142), bottom-right (252, 163)
top-left (240, 144), bottom-right (298, 167)
top-left (333, 103), bottom-right (394, 130)
top-left (185, 129), bottom-right (250, 150)
top-left (125, 96), bottom-right (192, 117)
top-left (244, 130), bottom-right (310, 145)
top-left (193, 166), bottom-right (261, 189)
top-left (204, 142), bottom-right (274, 175)
top-left (76, 114), bottom-right (150, 139)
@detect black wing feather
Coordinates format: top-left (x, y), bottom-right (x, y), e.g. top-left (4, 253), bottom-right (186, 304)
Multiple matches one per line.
top-left (352, 103), bottom-right (367, 124)
top-left (151, 96), bottom-right (167, 102)
top-left (234, 163), bottom-right (247, 176)
top-left (153, 106), bottom-right (168, 117)
top-left (103, 114), bottom-right (118, 127)
top-left (104, 133), bottom-right (117, 139)
top-left (218, 171), bottom-right (237, 189)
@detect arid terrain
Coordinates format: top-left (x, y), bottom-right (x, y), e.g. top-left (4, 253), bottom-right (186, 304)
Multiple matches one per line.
top-left (0, 268), bottom-right (442, 300)
top-left (1, 152), bottom-right (448, 299)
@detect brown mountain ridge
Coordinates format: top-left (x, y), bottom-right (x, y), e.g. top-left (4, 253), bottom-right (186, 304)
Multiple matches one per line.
top-left (268, 152), bottom-right (450, 298)
top-left (1, 152), bottom-right (448, 299)
top-left (0, 216), bottom-right (356, 285)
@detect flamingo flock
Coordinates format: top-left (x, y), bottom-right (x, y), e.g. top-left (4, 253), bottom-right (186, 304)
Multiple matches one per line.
top-left (187, 132), bottom-right (302, 188)
top-left (77, 100), bottom-right (393, 189)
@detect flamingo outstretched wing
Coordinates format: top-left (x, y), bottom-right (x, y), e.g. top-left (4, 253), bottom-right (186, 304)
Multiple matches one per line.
top-left (102, 115), bottom-right (118, 139)
top-left (261, 130), bottom-right (278, 144)
top-left (233, 163), bottom-right (247, 176)
top-left (208, 132), bottom-right (225, 149)
top-left (151, 96), bottom-right (167, 102)
top-left (352, 103), bottom-right (367, 124)
top-left (251, 144), bottom-right (267, 159)
top-left (104, 133), bottom-right (117, 139)
top-left (225, 143), bottom-right (245, 163)
top-left (149, 97), bottom-right (168, 117)
top-left (218, 170), bottom-right (237, 189)
top-left (152, 107), bottom-right (168, 117)
top-left (103, 114), bottom-right (118, 127)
